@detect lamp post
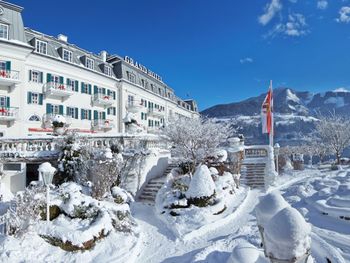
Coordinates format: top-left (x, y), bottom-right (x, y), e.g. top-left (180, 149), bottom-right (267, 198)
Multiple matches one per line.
top-left (274, 143), bottom-right (280, 174)
top-left (38, 162), bottom-right (56, 222)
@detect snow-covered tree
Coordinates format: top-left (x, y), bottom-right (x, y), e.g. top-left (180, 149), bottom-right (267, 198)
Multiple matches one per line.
top-left (89, 148), bottom-right (124, 200)
top-left (162, 117), bottom-right (233, 171)
top-left (57, 133), bottom-right (91, 184)
top-left (314, 114), bottom-right (350, 164)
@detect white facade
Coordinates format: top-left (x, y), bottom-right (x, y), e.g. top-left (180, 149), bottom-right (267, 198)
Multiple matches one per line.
top-left (0, 1), bottom-right (199, 138)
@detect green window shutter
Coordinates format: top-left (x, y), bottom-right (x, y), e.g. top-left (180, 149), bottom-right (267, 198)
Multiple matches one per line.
top-left (81, 82), bottom-right (85, 93)
top-left (102, 112), bottom-right (106, 120)
top-left (39, 94), bottom-right (43, 105)
top-left (80, 109), bottom-right (84, 120)
top-left (40, 72), bottom-right (43, 83)
top-left (102, 88), bottom-right (106, 95)
top-left (94, 110), bottom-right (98, 120)
top-left (107, 108), bottom-right (110, 115)
top-left (29, 70), bottom-right (32, 81)
top-left (66, 78), bottom-right (70, 86)
top-left (59, 105), bottom-right (64, 114)
top-left (88, 84), bottom-right (92, 94)
top-left (46, 103), bottom-right (52, 114)
top-left (5, 61), bottom-right (11, 71)
top-left (66, 106), bottom-right (70, 116)
top-left (6, 97), bottom-right (10, 108)
top-left (113, 92), bottom-right (116, 100)
top-left (59, 76), bottom-right (64, 84)
top-left (88, 110), bottom-right (92, 120)
top-left (27, 92), bottom-right (32, 104)
top-left (94, 85), bottom-right (98, 94)
top-left (141, 112), bottom-right (143, 120)
top-left (107, 89), bottom-right (110, 96)
top-left (75, 108), bottom-right (78, 119)
top-left (75, 81), bottom-right (79, 92)
top-left (113, 107), bottom-right (116, 116)
top-left (47, 73), bottom-right (52, 83)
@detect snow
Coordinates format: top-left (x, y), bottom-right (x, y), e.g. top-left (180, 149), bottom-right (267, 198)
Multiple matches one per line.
top-left (38, 162), bottom-right (56, 175)
top-left (286, 89), bottom-right (301, 103)
top-left (264, 206), bottom-right (311, 260)
top-left (227, 240), bottom-right (268, 263)
top-left (185, 165), bottom-right (216, 199)
top-left (52, 115), bottom-right (66, 124)
top-left (333, 87), bottom-right (349, 93)
top-left (324, 97), bottom-right (345, 108)
top-left (212, 149), bottom-right (228, 162)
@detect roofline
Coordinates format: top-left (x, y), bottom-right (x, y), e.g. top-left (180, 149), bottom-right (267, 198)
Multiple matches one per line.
top-left (0, 1), bottom-right (23, 12)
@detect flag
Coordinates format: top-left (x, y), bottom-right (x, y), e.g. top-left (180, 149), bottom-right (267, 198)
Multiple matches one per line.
top-left (261, 81), bottom-right (273, 135)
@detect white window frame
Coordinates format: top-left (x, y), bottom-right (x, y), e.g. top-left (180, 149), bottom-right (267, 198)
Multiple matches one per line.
top-left (31, 70), bottom-right (41, 83)
top-left (0, 61), bottom-right (5, 71)
top-left (127, 72), bottom-right (136, 83)
top-left (51, 105), bottom-right (60, 115)
top-left (63, 49), bottom-right (73, 63)
top-left (67, 107), bottom-right (75, 118)
top-left (0, 96), bottom-right (6, 107)
top-left (31, 92), bottom-right (39, 105)
top-left (81, 109), bottom-right (89, 120)
top-left (104, 66), bottom-right (112, 76)
top-left (86, 57), bottom-right (94, 70)
top-left (35, 39), bottom-right (48, 55)
top-left (0, 23), bottom-right (8, 40)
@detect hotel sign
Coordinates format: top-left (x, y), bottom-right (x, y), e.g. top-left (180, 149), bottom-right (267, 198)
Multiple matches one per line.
top-left (124, 56), bottom-right (163, 82)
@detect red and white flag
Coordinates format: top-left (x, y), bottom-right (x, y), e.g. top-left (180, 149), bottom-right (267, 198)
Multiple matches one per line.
top-left (261, 81), bottom-right (273, 135)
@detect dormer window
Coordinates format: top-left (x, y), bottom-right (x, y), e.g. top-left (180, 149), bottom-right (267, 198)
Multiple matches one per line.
top-left (63, 49), bottom-right (73, 62)
top-left (0, 23), bottom-right (8, 40)
top-left (141, 79), bottom-right (148, 88)
top-left (35, 39), bottom-right (47, 55)
top-left (86, 57), bottom-right (94, 70)
top-left (104, 65), bottom-right (112, 76)
top-left (126, 71), bottom-right (136, 83)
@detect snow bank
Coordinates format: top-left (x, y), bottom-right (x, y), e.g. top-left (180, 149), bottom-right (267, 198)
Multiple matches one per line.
top-left (255, 191), bottom-right (289, 227)
top-left (264, 206), bottom-right (311, 260)
top-left (227, 240), bottom-right (268, 263)
top-left (186, 165), bottom-right (215, 199)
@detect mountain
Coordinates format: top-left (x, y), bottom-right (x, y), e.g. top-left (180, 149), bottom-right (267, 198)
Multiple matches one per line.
top-left (201, 88), bottom-right (350, 145)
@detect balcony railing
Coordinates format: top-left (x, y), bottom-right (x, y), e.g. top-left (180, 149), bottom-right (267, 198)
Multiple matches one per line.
top-left (125, 100), bottom-right (143, 113)
top-left (44, 82), bottom-right (75, 97)
top-left (0, 70), bottom-right (20, 86)
top-left (43, 113), bottom-right (72, 128)
top-left (0, 107), bottom-right (19, 121)
top-left (92, 93), bottom-right (114, 107)
top-left (148, 108), bottom-right (164, 118)
top-left (92, 119), bottom-right (115, 130)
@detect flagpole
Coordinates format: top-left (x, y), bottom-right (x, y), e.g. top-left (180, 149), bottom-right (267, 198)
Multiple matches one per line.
top-left (269, 80), bottom-right (273, 147)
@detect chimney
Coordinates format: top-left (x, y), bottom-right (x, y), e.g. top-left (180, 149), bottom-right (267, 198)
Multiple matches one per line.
top-left (58, 34), bottom-right (68, 43)
top-left (100, 50), bottom-right (107, 62)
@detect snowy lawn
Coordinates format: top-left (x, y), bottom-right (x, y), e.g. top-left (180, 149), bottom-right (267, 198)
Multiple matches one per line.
top-left (155, 165), bottom-right (248, 240)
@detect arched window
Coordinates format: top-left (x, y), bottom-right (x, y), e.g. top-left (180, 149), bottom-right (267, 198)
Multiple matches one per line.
top-left (29, 115), bottom-right (41, 122)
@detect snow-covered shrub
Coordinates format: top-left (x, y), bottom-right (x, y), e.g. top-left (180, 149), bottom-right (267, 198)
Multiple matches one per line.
top-left (185, 165), bottom-right (216, 207)
top-left (264, 206), bottom-right (311, 261)
top-left (162, 117), bottom-right (233, 172)
top-left (227, 240), bottom-right (265, 263)
top-left (111, 186), bottom-right (134, 204)
top-left (52, 115), bottom-right (66, 128)
top-left (89, 149), bottom-right (124, 200)
top-left (5, 182), bottom-right (46, 235)
top-left (57, 133), bottom-right (91, 184)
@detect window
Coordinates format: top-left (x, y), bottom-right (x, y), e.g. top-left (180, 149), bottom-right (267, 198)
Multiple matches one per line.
top-left (67, 78), bottom-right (78, 91)
top-left (141, 79), bottom-right (148, 88)
top-left (31, 93), bottom-right (39, 104)
top-left (128, 95), bottom-right (134, 106)
top-left (0, 96), bottom-right (7, 107)
top-left (35, 40), bottom-right (47, 55)
top-left (104, 66), bottom-right (112, 77)
top-left (29, 115), bottom-right (41, 122)
top-left (0, 23), bottom-right (8, 40)
top-left (29, 70), bottom-right (43, 83)
top-left (66, 107), bottom-right (78, 119)
top-left (81, 109), bottom-right (91, 120)
top-left (63, 49), bottom-right (73, 62)
top-left (107, 107), bottom-right (116, 116)
top-left (86, 58), bottom-right (94, 70)
top-left (127, 71), bottom-right (136, 83)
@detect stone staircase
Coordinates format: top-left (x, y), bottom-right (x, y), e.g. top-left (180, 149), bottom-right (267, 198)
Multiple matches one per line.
top-left (138, 163), bottom-right (178, 204)
top-left (240, 162), bottom-right (266, 188)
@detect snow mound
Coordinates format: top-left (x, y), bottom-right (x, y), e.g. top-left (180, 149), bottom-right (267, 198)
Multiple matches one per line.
top-left (264, 206), bottom-right (311, 260)
top-left (213, 149), bottom-right (228, 162)
top-left (255, 191), bottom-right (289, 226)
top-left (52, 115), bottom-right (66, 124)
top-left (227, 240), bottom-right (268, 263)
top-left (186, 165), bottom-right (215, 199)
top-left (209, 167), bottom-right (219, 175)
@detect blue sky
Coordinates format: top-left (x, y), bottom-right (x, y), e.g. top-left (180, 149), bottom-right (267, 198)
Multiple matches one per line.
top-left (11, 0), bottom-right (350, 110)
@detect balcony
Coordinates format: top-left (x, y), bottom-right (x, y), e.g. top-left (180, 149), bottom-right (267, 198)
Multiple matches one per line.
top-left (42, 114), bottom-right (73, 128)
top-left (0, 70), bottom-right (20, 87)
top-left (125, 101), bottom-right (143, 113)
top-left (0, 107), bottom-right (18, 121)
top-left (92, 93), bottom-right (114, 107)
top-left (92, 119), bottom-right (115, 130)
top-left (148, 108), bottom-right (164, 118)
top-left (44, 82), bottom-right (75, 98)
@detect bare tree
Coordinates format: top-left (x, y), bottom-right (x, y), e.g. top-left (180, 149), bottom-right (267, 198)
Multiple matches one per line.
top-left (315, 114), bottom-right (350, 164)
top-left (162, 117), bottom-right (233, 170)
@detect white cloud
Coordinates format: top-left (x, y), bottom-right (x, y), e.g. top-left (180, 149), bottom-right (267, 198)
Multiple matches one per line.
top-left (240, 57), bottom-right (254, 64)
top-left (317, 0), bottom-right (328, 10)
top-left (258, 0), bottom-right (283, 26)
top-left (333, 87), bottom-right (349, 93)
top-left (266, 13), bottom-right (308, 37)
top-left (336, 6), bottom-right (350, 23)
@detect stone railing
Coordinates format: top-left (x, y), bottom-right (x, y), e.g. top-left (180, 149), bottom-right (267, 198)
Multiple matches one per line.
top-left (0, 135), bottom-right (168, 160)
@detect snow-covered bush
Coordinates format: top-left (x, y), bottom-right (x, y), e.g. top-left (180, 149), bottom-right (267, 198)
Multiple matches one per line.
top-left (185, 165), bottom-right (216, 207)
top-left (89, 148), bottom-right (124, 200)
top-left (162, 117), bottom-right (233, 172)
top-left (57, 133), bottom-right (91, 184)
top-left (264, 206), bottom-right (311, 261)
top-left (52, 115), bottom-right (66, 128)
top-left (5, 182), bottom-right (46, 235)
top-left (227, 240), bottom-right (267, 263)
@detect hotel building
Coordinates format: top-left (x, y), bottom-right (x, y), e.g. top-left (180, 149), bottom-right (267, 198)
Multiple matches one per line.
top-left (0, 1), bottom-right (199, 138)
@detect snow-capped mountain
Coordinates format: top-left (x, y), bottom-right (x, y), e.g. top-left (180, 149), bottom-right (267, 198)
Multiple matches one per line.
top-left (201, 88), bottom-right (350, 145)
